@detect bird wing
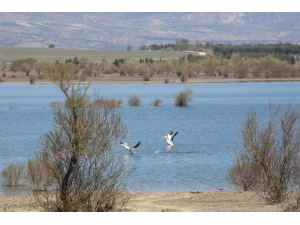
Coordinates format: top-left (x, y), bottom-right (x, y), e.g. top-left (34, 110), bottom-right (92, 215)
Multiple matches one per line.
top-left (166, 134), bottom-right (172, 143)
top-left (171, 132), bottom-right (178, 141)
top-left (131, 141), bottom-right (141, 148)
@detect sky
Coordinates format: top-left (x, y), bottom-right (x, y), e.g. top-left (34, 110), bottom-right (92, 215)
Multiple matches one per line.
top-left (1, 0), bottom-right (296, 12)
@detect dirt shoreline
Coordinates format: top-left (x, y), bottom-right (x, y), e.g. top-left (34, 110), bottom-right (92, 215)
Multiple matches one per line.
top-left (0, 191), bottom-right (283, 212)
top-left (1, 73), bottom-right (300, 85)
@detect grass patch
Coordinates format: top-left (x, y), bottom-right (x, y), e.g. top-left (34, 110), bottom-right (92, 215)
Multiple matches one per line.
top-left (0, 46), bottom-right (195, 63)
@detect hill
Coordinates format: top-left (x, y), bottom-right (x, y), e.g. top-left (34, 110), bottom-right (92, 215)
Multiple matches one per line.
top-left (1, 12), bottom-right (300, 50)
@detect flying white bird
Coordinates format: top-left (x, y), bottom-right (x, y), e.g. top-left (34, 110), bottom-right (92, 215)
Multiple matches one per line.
top-left (120, 141), bottom-right (141, 153)
top-left (162, 131), bottom-right (178, 146)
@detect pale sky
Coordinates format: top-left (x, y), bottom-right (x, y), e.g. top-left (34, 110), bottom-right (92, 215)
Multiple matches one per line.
top-left (1, 1), bottom-right (294, 12)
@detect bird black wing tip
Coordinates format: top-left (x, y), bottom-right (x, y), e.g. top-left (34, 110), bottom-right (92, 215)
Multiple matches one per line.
top-left (134, 141), bottom-right (141, 148)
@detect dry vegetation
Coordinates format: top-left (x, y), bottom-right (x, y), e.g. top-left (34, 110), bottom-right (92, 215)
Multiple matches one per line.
top-left (1, 163), bottom-right (25, 186)
top-left (95, 98), bottom-right (123, 107)
top-left (229, 104), bottom-right (300, 206)
top-left (150, 98), bottom-right (164, 106)
top-left (174, 88), bottom-right (194, 106)
top-left (128, 95), bottom-right (142, 106)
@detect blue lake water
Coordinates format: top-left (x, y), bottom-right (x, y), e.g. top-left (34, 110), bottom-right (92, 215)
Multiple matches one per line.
top-left (1, 82), bottom-right (300, 195)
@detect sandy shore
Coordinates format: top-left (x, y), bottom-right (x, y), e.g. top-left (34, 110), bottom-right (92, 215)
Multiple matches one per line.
top-left (0, 191), bottom-right (283, 212)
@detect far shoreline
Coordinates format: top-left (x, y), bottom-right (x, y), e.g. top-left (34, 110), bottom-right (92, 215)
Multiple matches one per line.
top-left (1, 76), bottom-right (300, 85)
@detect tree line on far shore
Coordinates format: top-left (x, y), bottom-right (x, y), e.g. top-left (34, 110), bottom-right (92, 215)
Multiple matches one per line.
top-left (1, 51), bottom-right (300, 84)
top-left (141, 39), bottom-right (300, 60)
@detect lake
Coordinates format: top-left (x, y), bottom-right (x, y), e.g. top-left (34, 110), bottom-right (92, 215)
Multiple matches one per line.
top-left (1, 81), bottom-right (300, 195)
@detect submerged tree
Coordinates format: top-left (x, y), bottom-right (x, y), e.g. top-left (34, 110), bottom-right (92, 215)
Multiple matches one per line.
top-left (34, 62), bottom-right (133, 211)
top-left (174, 88), bottom-right (194, 106)
top-left (128, 95), bottom-right (142, 106)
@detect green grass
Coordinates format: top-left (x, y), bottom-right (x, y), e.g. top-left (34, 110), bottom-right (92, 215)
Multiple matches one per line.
top-left (0, 46), bottom-right (196, 63)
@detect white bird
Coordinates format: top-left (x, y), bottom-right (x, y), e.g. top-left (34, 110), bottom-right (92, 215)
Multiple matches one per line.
top-left (162, 131), bottom-right (178, 146)
top-left (120, 141), bottom-right (141, 153)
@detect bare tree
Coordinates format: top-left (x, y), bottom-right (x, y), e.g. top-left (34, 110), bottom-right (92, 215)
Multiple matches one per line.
top-left (33, 62), bottom-right (133, 211)
top-left (229, 104), bottom-right (300, 204)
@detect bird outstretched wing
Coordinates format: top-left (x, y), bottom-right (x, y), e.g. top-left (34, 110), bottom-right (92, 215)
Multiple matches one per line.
top-left (171, 132), bottom-right (178, 141)
top-left (132, 141), bottom-right (141, 148)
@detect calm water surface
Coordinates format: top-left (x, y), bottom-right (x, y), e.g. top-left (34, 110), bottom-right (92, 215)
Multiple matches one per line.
top-left (1, 82), bottom-right (300, 195)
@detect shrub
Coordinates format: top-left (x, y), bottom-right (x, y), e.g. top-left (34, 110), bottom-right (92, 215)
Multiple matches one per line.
top-left (80, 74), bottom-right (87, 81)
top-left (95, 98), bottom-right (123, 107)
top-left (164, 78), bottom-right (170, 84)
top-left (26, 157), bottom-right (54, 191)
top-left (38, 74), bottom-right (45, 79)
top-left (128, 95), bottom-right (142, 106)
top-left (149, 66), bottom-right (157, 77)
top-left (49, 101), bottom-right (62, 108)
top-left (29, 75), bottom-right (36, 84)
top-left (35, 62), bottom-right (133, 212)
top-left (174, 88), bottom-right (194, 106)
top-left (73, 74), bottom-right (79, 80)
top-left (176, 67), bottom-right (184, 77)
top-left (142, 73), bottom-right (151, 81)
top-left (11, 74), bottom-right (16, 78)
top-left (74, 67), bottom-right (80, 75)
top-left (229, 104), bottom-right (300, 204)
top-left (150, 98), bottom-right (164, 106)
top-left (1, 162), bottom-right (25, 186)
top-left (180, 73), bottom-right (189, 82)
top-left (229, 154), bottom-right (257, 191)
top-left (103, 69), bottom-right (114, 74)
top-left (283, 193), bottom-right (300, 212)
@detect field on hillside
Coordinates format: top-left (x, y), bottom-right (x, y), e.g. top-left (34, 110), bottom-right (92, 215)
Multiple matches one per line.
top-left (0, 46), bottom-right (196, 63)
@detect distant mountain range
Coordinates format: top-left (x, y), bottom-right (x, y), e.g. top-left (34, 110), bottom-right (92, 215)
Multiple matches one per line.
top-left (1, 12), bottom-right (300, 50)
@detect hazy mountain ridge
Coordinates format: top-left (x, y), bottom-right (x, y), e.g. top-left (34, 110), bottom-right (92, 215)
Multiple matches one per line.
top-left (0, 12), bottom-right (300, 50)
